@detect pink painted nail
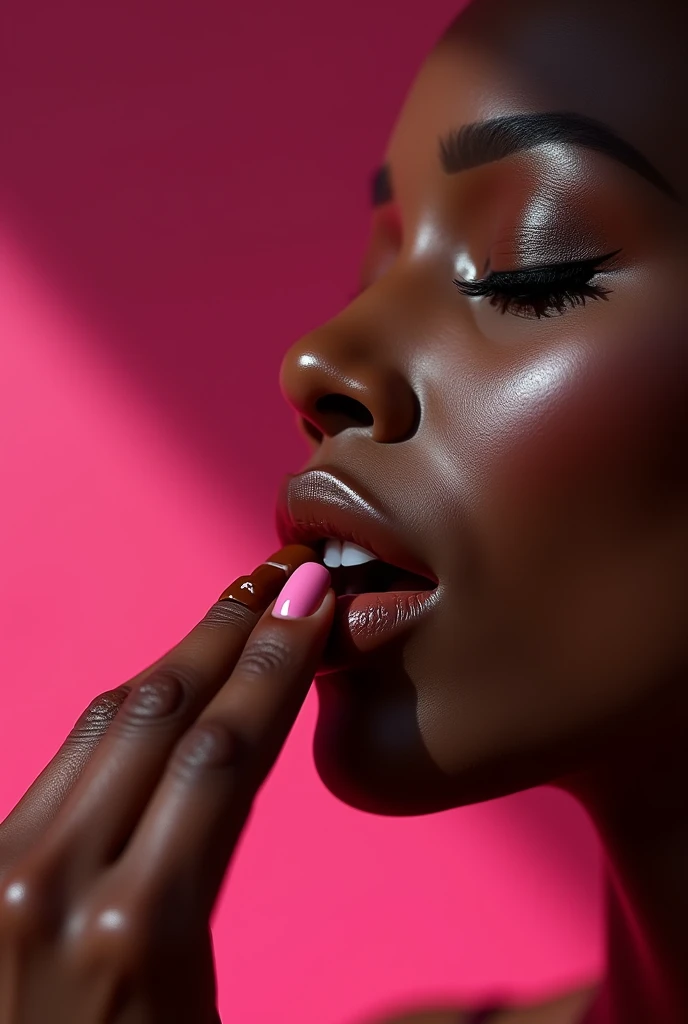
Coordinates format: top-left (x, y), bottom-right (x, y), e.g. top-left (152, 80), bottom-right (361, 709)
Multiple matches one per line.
top-left (271, 561), bottom-right (331, 618)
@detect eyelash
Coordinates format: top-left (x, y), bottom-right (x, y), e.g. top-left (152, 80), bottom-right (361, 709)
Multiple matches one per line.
top-left (453, 248), bottom-right (623, 320)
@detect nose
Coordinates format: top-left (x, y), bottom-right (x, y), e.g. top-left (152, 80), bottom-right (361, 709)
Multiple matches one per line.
top-left (279, 313), bottom-right (420, 445)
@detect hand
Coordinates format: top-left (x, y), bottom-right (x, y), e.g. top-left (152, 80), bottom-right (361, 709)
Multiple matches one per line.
top-left (0, 545), bottom-right (333, 1024)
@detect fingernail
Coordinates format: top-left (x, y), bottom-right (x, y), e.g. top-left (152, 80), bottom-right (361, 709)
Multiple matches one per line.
top-left (271, 561), bottom-right (331, 618)
top-left (218, 563), bottom-right (287, 613)
top-left (217, 545), bottom-right (322, 612)
top-left (262, 543), bottom-right (320, 574)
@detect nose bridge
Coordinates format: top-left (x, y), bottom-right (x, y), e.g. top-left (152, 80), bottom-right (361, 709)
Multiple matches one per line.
top-left (279, 279), bottom-right (421, 444)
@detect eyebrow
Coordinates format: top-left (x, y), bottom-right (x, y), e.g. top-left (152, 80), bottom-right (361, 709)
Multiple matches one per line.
top-left (371, 110), bottom-right (681, 207)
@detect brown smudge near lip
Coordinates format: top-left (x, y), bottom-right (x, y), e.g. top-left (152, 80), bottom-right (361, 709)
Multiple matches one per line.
top-left (218, 543), bottom-right (321, 612)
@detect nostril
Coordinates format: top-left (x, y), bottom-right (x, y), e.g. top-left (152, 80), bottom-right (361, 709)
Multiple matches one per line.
top-left (315, 394), bottom-right (374, 432)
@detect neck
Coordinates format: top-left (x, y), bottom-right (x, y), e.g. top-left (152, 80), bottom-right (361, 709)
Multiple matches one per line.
top-left (557, 718), bottom-right (688, 1024)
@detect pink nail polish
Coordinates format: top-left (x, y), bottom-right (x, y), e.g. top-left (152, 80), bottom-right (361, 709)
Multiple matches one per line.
top-left (271, 561), bottom-right (331, 618)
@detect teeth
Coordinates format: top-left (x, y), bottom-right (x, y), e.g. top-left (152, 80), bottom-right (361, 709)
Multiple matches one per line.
top-left (341, 541), bottom-right (377, 566)
top-left (322, 538), bottom-right (378, 568)
top-left (323, 539), bottom-right (342, 568)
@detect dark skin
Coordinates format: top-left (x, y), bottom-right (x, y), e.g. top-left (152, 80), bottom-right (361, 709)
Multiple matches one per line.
top-left (278, 0), bottom-right (688, 1021)
top-left (0, 0), bottom-right (686, 1022)
top-left (0, 544), bottom-right (337, 1021)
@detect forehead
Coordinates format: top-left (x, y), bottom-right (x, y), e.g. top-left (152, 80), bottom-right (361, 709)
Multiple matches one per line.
top-left (384, 0), bottom-right (687, 207)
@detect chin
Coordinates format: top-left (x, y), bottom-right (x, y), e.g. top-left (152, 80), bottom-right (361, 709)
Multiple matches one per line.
top-left (311, 665), bottom-right (563, 817)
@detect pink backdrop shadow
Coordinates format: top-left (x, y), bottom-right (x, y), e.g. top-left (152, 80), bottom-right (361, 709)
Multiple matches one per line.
top-left (0, 2), bottom-right (603, 1021)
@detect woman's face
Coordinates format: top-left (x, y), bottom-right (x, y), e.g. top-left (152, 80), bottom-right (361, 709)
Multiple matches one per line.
top-left (277, 0), bottom-right (688, 815)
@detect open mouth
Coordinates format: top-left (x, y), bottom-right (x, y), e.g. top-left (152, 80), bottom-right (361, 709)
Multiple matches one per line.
top-left (315, 538), bottom-right (437, 597)
top-left (276, 469), bottom-right (440, 667)
top-left (311, 536), bottom-right (440, 670)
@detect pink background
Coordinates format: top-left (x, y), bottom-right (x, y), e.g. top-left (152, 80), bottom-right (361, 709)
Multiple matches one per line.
top-left (0, 2), bottom-right (603, 1021)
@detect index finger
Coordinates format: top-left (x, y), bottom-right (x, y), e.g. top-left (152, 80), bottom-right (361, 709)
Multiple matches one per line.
top-left (2, 544), bottom-right (318, 873)
top-left (141, 542), bottom-right (319, 684)
top-left (117, 562), bottom-right (334, 916)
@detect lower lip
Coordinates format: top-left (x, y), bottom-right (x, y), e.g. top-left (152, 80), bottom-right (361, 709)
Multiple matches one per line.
top-left (317, 587), bottom-right (440, 674)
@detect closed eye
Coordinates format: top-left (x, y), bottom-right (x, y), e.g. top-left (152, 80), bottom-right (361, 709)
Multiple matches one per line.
top-left (453, 248), bottom-right (624, 320)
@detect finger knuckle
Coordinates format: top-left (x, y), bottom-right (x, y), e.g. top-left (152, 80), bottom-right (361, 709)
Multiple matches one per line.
top-left (116, 666), bottom-right (191, 728)
top-left (203, 598), bottom-right (257, 634)
top-left (64, 898), bottom-right (149, 973)
top-left (70, 687), bottom-right (132, 743)
top-left (0, 870), bottom-right (51, 937)
top-left (170, 720), bottom-right (243, 777)
top-left (236, 636), bottom-right (290, 679)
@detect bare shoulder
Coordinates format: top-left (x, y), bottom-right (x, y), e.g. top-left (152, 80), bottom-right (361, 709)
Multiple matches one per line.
top-left (361, 983), bottom-right (600, 1024)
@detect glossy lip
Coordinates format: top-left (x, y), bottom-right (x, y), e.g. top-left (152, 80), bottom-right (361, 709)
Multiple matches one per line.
top-left (275, 467), bottom-right (438, 586)
top-left (275, 467), bottom-right (441, 672)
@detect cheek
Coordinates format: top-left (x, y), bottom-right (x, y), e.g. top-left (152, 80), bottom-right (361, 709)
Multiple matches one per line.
top-left (417, 317), bottom-right (688, 763)
top-left (470, 317), bottom-right (688, 552)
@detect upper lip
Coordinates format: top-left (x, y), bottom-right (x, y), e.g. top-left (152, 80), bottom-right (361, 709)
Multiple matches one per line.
top-left (275, 467), bottom-right (438, 586)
